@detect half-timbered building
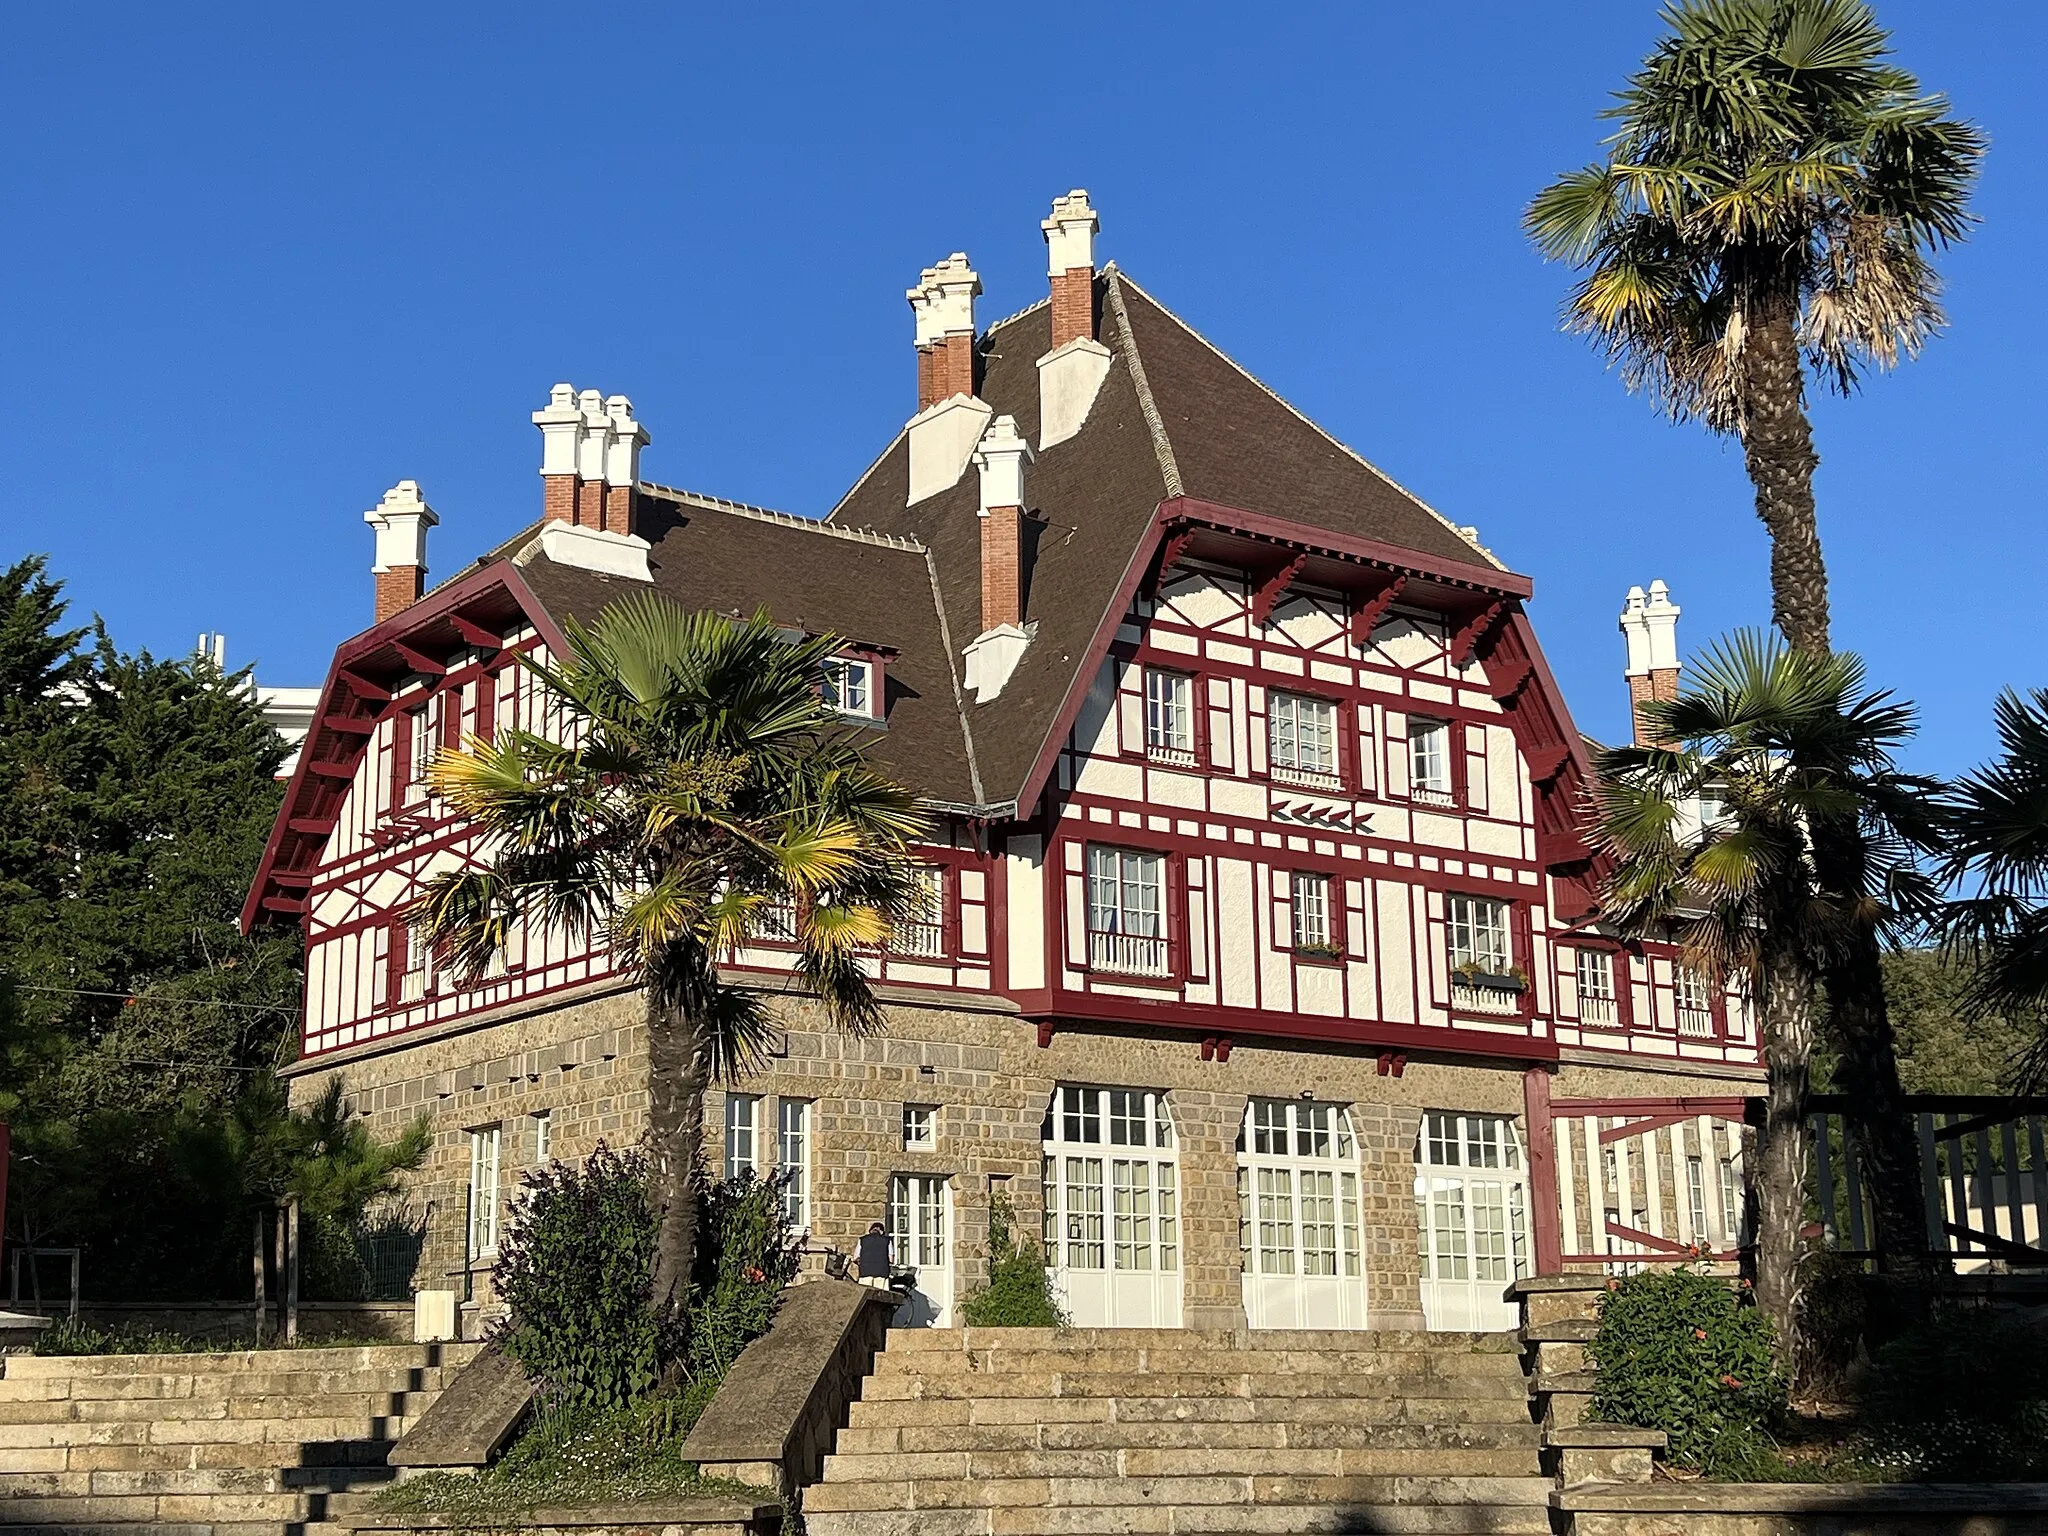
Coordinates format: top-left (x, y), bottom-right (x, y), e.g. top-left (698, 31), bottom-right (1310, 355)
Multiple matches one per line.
top-left (247, 192), bottom-right (1760, 1335)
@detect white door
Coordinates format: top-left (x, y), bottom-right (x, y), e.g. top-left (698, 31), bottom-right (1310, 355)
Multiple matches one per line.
top-left (1415, 1111), bottom-right (1530, 1331)
top-left (1238, 1100), bottom-right (1370, 1329)
top-left (1042, 1086), bottom-right (1183, 1327)
top-left (888, 1174), bottom-right (952, 1326)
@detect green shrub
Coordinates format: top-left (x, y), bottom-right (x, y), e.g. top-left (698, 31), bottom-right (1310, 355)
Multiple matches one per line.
top-left (493, 1144), bottom-right (670, 1410)
top-left (1863, 1309), bottom-right (2048, 1479)
top-left (680, 1169), bottom-right (802, 1388)
top-left (959, 1193), bottom-right (1066, 1329)
top-left (1588, 1266), bottom-right (1784, 1477)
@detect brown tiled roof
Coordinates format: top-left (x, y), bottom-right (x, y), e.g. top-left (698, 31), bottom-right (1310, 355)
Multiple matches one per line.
top-left (514, 489), bottom-right (982, 804)
top-left (825, 267), bottom-right (1512, 809)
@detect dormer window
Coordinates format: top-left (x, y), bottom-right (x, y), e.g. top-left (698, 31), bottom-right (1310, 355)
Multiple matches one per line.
top-left (822, 656), bottom-right (876, 719)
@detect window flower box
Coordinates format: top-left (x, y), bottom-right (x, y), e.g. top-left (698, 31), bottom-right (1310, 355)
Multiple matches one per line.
top-left (1294, 941), bottom-right (1345, 964)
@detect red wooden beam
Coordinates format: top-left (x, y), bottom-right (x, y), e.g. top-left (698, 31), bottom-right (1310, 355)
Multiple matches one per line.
top-left (391, 641), bottom-right (446, 677)
top-left (1249, 554), bottom-right (1307, 627)
top-left (1524, 1066), bottom-right (1563, 1275)
top-left (260, 896), bottom-right (307, 915)
top-left (1486, 656), bottom-right (1534, 702)
top-left (1449, 600), bottom-right (1505, 668)
top-left (305, 759), bottom-right (357, 781)
top-left (451, 615), bottom-right (504, 652)
top-left (339, 672), bottom-right (392, 703)
top-left (1348, 573), bottom-right (1407, 647)
top-left (1148, 526), bottom-right (1198, 598)
top-left (1525, 744), bottom-right (1572, 785)
top-left (288, 817), bottom-right (336, 836)
top-left (321, 714), bottom-right (377, 736)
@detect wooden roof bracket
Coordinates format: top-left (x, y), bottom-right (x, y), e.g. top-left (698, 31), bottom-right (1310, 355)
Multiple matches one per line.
top-left (1348, 572), bottom-right (1408, 647)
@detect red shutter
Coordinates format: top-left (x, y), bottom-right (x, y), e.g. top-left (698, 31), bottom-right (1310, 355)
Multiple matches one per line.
top-left (474, 671), bottom-right (496, 744)
top-left (390, 711), bottom-right (414, 808)
top-left (1167, 853), bottom-right (1189, 984)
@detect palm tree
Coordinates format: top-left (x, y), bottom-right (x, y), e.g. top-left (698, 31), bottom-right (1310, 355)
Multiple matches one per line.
top-left (1592, 633), bottom-right (1941, 1345)
top-left (1940, 689), bottom-right (2048, 1088)
top-left (414, 596), bottom-right (927, 1315)
top-left (1527, 0), bottom-right (1983, 655)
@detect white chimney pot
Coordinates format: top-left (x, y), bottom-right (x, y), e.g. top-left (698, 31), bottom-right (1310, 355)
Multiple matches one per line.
top-left (924, 253), bottom-right (981, 335)
top-left (533, 383), bottom-right (583, 478)
top-left (1041, 189), bottom-right (1099, 275)
top-left (364, 480), bottom-right (439, 572)
top-left (973, 415), bottom-right (1033, 514)
top-left (602, 395), bottom-right (649, 487)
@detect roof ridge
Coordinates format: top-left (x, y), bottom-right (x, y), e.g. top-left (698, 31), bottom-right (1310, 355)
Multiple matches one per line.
top-left (1104, 271), bottom-right (1184, 499)
top-left (1107, 272), bottom-right (1507, 573)
top-left (642, 482), bottom-right (927, 553)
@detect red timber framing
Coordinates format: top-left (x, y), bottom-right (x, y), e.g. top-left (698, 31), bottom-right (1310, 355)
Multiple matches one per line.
top-left (1536, 1094), bottom-right (1754, 1269)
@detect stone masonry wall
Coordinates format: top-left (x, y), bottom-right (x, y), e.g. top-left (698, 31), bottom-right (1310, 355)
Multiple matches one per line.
top-left (286, 981), bottom-right (1758, 1329)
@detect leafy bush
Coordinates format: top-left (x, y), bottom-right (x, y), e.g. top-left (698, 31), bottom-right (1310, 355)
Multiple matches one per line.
top-left (1588, 1266), bottom-right (1785, 1477)
top-left (959, 1193), bottom-right (1066, 1329)
top-left (494, 1144), bottom-right (670, 1410)
top-left (1863, 1309), bottom-right (2048, 1479)
top-left (680, 1169), bottom-right (802, 1387)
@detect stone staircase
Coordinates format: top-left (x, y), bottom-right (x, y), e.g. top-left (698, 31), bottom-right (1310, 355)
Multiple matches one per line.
top-left (0, 1341), bottom-right (481, 1535)
top-left (804, 1327), bottom-right (1552, 1536)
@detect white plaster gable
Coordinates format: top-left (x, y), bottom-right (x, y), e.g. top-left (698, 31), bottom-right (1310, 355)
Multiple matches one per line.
top-left (1037, 336), bottom-right (1112, 451)
top-left (907, 394), bottom-right (994, 505)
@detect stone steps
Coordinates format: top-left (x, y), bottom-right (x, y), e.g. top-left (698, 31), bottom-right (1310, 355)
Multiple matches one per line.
top-left (805, 1327), bottom-right (1547, 1536)
top-left (0, 1343), bottom-right (470, 1533)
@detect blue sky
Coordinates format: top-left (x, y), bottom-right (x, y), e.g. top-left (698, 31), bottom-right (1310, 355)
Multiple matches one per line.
top-left (4, 2), bottom-right (2039, 775)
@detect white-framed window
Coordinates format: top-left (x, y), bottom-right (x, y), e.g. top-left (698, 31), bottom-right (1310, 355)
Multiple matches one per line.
top-left (407, 703), bottom-right (433, 792)
top-left (724, 1094), bottom-right (760, 1179)
top-left (1144, 669), bottom-right (1194, 764)
top-left (1415, 1111), bottom-right (1529, 1295)
top-left (1268, 692), bottom-right (1339, 786)
top-left (902, 1104), bottom-right (937, 1149)
top-left (1447, 894), bottom-right (1512, 975)
top-left (777, 1099), bottom-right (811, 1230)
top-left (892, 866), bottom-right (946, 958)
top-left (1291, 871), bottom-right (1335, 954)
top-left (531, 1110), bottom-right (552, 1166)
top-left (401, 923), bottom-right (432, 1003)
top-left (1408, 717), bottom-right (1453, 805)
top-left (752, 895), bottom-right (797, 944)
top-left (466, 1125), bottom-right (502, 1262)
top-left (822, 656), bottom-right (875, 718)
top-left (1674, 966), bottom-right (1717, 1038)
top-left (1237, 1100), bottom-right (1363, 1281)
top-left (1042, 1086), bottom-right (1179, 1276)
top-left (1087, 845), bottom-right (1169, 977)
top-left (1575, 948), bottom-right (1618, 1026)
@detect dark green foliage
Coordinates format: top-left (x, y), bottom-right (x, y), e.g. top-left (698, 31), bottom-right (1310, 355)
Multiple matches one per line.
top-left (682, 1171), bottom-right (803, 1386)
top-left (0, 555), bottom-right (306, 1299)
top-left (959, 1193), bottom-right (1066, 1329)
top-left (1864, 1310), bottom-right (2048, 1479)
top-left (495, 1145), bottom-right (670, 1411)
top-left (1589, 1267), bottom-right (1785, 1477)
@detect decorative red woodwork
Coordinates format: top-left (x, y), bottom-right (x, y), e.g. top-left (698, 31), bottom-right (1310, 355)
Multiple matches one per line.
top-left (1248, 554), bottom-right (1308, 627)
top-left (1036, 1021), bottom-right (1056, 1048)
top-left (1448, 600), bottom-right (1505, 667)
top-left (391, 641), bottom-right (446, 677)
top-left (1149, 526), bottom-right (1197, 597)
top-left (321, 714), bottom-right (377, 736)
top-left (1523, 1066), bottom-right (1563, 1274)
top-left (340, 673), bottom-right (392, 703)
top-left (450, 615), bottom-right (504, 652)
top-left (1524, 743), bottom-right (1571, 784)
top-left (1199, 1037), bottom-right (1217, 1061)
top-left (306, 760), bottom-right (356, 781)
top-left (1213, 1036), bottom-right (1232, 1062)
top-left (1348, 573), bottom-right (1408, 646)
top-left (1485, 656), bottom-right (1534, 702)
top-left (287, 817), bottom-right (337, 836)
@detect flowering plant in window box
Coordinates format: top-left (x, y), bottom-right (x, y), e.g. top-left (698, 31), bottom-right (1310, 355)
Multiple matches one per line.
top-left (1451, 962), bottom-right (1528, 992)
top-left (1293, 941), bottom-right (1345, 963)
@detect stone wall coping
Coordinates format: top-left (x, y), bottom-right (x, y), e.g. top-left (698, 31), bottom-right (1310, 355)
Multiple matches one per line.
top-left (1506, 1275), bottom-right (1612, 1299)
top-left (1521, 1318), bottom-right (1599, 1343)
top-left (1553, 1482), bottom-right (2048, 1514)
top-left (387, 1343), bottom-right (534, 1467)
top-left (680, 1279), bottom-right (895, 1467)
top-left (1545, 1426), bottom-right (1668, 1450)
top-left (342, 1498), bottom-right (780, 1530)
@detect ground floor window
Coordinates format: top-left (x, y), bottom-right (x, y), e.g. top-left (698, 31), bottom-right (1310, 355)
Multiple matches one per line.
top-left (1237, 1099), bottom-right (1368, 1328)
top-left (777, 1099), bottom-right (810, 1230)
top-left (724, 1094), bottom-right (759, 1179)
top-left (1041, 1085), bottom-right (1182, 1327)
top-left (466, 1124), bottom-right (501, 1264)
top-left (1414, 1110), bottom-right (1528, 1331)
top-left (886, 1172), bottom-right (952, 1327)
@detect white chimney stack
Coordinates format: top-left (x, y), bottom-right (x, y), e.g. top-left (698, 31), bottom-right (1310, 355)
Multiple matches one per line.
top-left (1619, 579), bottom-right (1681, 745)
top-left (905, 252), bottom-right (994, 505)
top-left (528, 385), bottom-right (655, 582)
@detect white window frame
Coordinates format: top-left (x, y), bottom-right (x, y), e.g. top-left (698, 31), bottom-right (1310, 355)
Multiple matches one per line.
top-left (1446, 894), bottom-right (1513, 975)
top-left (1575, 948), bottom-right (1618, 1027)
top-left (724, 1094), bottom-right (760, 1179)
top-left (892, 866), bottom-right (946, 958)
top-left (1673, 966), bottom-right (1717, 1037)
top-left (531, 1110), bottom-right (552, 1166)
top-left (401, 923), bottom-right (432, 1003)
top-left (777, 1099), bottom-right (811, 1230)
top-left (1268, 692), bottom-right (1340, 786)
top-left (1087, 846), bottom-right (1169, 977)
top-left (822, 656), bottom-right (875, 718)
top-left (1291, 871), bottom-right (1335, 954)
top-left (902, 1104), bottom-right (937, 1150)
top-left (1043, 1086), bottom-right (1179, 1279)
top-left (1408, 717), bottom-right (1453, 805)
top-left (1143, 668), bottom-right (1195, 764)
top-left (466, 1125), bottom-right (502, 1262)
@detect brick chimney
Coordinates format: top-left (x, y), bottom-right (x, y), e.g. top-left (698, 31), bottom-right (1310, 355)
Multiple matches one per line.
top-left (962, 416), bottom-right (1034, 703)
top-left (1043, 190), bottom-right (1098, 350)
top-left (365, 481), bottom-right (438, 624)
top-left (1620, 580), bottom-right (1681, 745)
top-left (530, 385), bottom-right (654, 581)
top-left (974, 414), bottom-right (1033, 632)
top-left (1037, 190), bottom-right (1112, 450)
top-left (905, 253), bottom-right (993, 505)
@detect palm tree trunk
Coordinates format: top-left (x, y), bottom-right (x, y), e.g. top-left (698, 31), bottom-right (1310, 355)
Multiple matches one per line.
top-left (1754, 950), bottom-right (1814, 1352)
top-left (645, 977), bottom-right (711, 1316)
top-left (1740, 305), bottom-right (1831, 656)
top-left (1825, 929), bottom-right (1939, 1305)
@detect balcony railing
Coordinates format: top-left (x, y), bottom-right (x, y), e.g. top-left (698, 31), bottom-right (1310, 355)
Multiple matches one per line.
top-left (1451, 979), bottom-right (1524, 1017)
top-left (1270, 761), bottom-right (1344, 792)
top-left (1090, 930), bottom-right (1171, 978)
top-left (890, 921), bottom-right (945, 960)
top-left (1146, 743), bottom-right (1196, 768)
top-left (1578, 995), bottom-right (1618, 1028)
top-left (1676, 1005), bottom-right (1717, 1039)
top-left (1410, 785), bottom-right (1457, 810)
